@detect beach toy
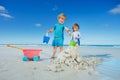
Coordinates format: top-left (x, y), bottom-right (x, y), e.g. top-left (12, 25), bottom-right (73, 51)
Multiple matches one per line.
top-left (33, 56), bottom-right (40, 61)
top-left (69, 40), bottom-right (76, 46)
top-left (6, 44), bottom-right (42, 61)
top-left (23, 49), bottom-right (42, 61)
top-left (6, 44), bottom-right (24, 50)
top-left (23, 56), bottom-right (28, 61)
top-left (43, 33), bottom-right (50, 44)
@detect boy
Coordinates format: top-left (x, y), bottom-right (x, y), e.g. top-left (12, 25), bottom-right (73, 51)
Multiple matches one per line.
top-left (47, 13), bottom-right (70, 59)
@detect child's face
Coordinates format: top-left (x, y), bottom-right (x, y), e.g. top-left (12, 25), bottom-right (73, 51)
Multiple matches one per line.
top-left (73, 26), bottom-right (79, 31)
top-left (58, 17), bottom-right (65, 24)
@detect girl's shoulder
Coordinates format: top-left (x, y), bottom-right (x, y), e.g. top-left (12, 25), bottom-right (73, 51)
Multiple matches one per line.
top-left (77, 31), bottom-right (80, 34)
top-left (73, 31), bottom-right (80, 33)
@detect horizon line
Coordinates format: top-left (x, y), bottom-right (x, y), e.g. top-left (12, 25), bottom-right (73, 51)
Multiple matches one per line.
top-left (0, 43), bottom-right (120, 46)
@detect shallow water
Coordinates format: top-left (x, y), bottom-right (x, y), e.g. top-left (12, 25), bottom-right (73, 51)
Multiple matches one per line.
top-left (96, 58), bottom-right (120, 80)
top-left (82, 54), bottom-right (120, 80)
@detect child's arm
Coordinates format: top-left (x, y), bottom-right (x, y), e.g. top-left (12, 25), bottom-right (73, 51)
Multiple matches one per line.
top-left (75, 32), bottom-right (81, 39)
top-left (78, 32), bottom-right (81, 39)
top-left (65, 27), bottom-right (71, 36)
top-left (47, 28), bottom-right (54, 33)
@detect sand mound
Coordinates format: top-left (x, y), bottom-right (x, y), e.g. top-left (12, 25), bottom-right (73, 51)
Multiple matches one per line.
top-left (47, 46), bottom-right (103, 75)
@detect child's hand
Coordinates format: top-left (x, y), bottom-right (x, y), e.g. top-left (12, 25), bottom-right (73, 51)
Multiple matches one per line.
top-left (46, 30), bottom-right (49, 33)
top-left (68, 32), bottom-right (71, 36)
top-left (67, 30), bottom-right (71, 36)
top-left (46, 29), bottom-right (54, 33)
top-left (75, 37), bottom-right (78, 39)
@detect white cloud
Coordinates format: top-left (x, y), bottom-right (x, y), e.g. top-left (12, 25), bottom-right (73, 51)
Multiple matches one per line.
top-left (0, 13), bottom-right (13, 18)
top-left (0, 5), bottom-right (13, 19)
top-left (0, 5), bottom-right (5, 11)
top-left (109, 4), bottom-right (120, 14)
top-left (35, 23), bottom-right (42, 27)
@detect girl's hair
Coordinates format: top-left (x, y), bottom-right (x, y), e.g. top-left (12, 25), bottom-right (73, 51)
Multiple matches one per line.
top-left (72, 23), bottom-right (80, 32)
top-left (57, 13), bottom-right (66, 20)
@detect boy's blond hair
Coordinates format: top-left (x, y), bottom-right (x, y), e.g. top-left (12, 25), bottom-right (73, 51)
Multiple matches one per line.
top-left (58, 13), bottom-right (66, 20)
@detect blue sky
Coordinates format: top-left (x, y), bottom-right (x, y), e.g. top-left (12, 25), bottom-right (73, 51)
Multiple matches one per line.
top-left (0, 0), bottom-right (120, 45)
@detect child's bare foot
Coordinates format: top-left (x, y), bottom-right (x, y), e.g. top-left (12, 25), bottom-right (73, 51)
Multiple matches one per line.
top-left (51, 57), bottom-right (55, 59)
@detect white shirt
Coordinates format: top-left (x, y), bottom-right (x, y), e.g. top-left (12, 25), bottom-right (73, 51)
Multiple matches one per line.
top-left (71, 31), bottom-right (81, 42)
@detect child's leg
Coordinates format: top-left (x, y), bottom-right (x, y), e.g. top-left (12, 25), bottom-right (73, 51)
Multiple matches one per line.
top-left (75, 44), bottom-right (79, 56)
top-left (75, 44), bottom-right (79, 48)
top-left (51, 46), bottom-right (57, 58)
top-left (60, 46), bottom-right (63, 52)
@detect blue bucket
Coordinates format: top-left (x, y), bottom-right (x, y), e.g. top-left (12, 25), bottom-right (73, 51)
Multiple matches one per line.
top-left (43, 36), bottom-right (50, 44)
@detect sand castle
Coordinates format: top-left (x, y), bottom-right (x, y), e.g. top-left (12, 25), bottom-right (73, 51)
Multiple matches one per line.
top-left (48, 46), bottom-right (103, 75)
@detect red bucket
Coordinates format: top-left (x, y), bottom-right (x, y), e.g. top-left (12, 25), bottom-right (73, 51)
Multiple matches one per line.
top-left (23, 49), bottom-right (42, 59)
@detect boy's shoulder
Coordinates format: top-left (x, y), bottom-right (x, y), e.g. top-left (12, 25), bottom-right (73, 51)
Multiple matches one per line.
top-left (54, 23), bottom-right (66, 26)
top-left (54, 23), bottom-right (59, 26)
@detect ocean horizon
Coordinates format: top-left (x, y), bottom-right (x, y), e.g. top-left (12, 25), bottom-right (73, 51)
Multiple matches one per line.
top-left (1, 43), bottom-right (120, 47)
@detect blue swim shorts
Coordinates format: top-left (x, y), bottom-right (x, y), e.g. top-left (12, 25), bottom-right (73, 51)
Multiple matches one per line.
top-left (52, 38), bottom-right (64, 47)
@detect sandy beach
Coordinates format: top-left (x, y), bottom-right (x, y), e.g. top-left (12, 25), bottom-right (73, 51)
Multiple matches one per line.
top-left (0, 45), bottom-right (120, 80)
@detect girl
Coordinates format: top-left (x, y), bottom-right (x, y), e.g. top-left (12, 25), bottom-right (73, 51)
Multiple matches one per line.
top-left (70, 23), bottom-right (81, 47)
